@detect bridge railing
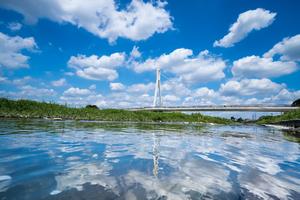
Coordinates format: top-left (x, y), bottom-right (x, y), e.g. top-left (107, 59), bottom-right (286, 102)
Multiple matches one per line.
top-left (127, 104), bottom-right (293, 110)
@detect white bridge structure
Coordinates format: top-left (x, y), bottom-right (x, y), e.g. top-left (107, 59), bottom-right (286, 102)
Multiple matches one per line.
top-left (129, 68), bottom-right (299, 112)
top-left (129, 105), bottom-right (299, 112)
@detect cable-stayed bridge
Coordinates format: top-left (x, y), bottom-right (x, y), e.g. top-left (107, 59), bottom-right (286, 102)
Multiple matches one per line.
top-left (129, 68), bottom-right (299, 112)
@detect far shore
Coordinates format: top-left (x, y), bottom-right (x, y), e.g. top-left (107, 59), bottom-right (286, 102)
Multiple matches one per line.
top-left (1, 98), bottom-right (299, 130)
top-left (0, 98), bottom-right (232, 124)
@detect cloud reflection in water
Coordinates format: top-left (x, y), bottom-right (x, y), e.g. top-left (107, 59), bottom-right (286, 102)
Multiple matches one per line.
top-left (0, 120), bottom-right (299, 199)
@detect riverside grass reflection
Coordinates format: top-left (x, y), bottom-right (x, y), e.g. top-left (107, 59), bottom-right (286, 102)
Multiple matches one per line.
top-left (0, 120), bottom-right (300, 200)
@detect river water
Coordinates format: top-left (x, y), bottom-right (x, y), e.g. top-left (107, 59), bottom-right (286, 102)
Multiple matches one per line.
top-left (0, 119), bottom-right (299, 200)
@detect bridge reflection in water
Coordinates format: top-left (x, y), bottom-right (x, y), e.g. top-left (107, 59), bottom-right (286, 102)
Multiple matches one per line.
top-left (152, 133), bottom-right (160, 178)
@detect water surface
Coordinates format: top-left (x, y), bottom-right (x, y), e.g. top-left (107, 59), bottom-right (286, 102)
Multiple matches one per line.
top-left (0, 119), bottom-right (299, 200)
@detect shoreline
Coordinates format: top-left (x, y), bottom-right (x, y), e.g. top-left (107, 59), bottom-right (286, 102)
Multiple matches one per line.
top-left (1, 98), bottom-right (299, 126)
top-left (0, 116), bottom-right (221, 126)
top-left (263, 119), bottom-right (300, 132)
top-left (0, 98), bottom-right (232, 124)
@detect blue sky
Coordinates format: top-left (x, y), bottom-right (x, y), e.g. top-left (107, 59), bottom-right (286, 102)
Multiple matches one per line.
top-left (0, 0), bottom-right (299, 108)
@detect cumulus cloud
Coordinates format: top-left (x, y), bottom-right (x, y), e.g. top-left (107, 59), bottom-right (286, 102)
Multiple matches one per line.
top-left (264, 34), bottom-right (300, 61)
top-left (60, 87), bottom-right (106, 106)
top-left (58, 80), bottom-right (184, 108)
top-left (2, 77), bottom-right (296, 108)
top-left (183, 78), bottom-right (297, 106)
top-left (183, 87), bottom-right (218, 105)
top-left (161, 78), bottom-right (191, 97)
top-left (127, 82), bottom-right (155, 94)
top-left (107, 80), bottom-right (186, 107)
top-left (11, 76), bottom-right (32, 86)
top-left (263, 89), bottom-right (300, 105)
top-left (89, 78), bottom-right (298, 108)
top-left (68, 52), bottom-right (125, 81)
top-left (60, 77), bottom-right (300, 108)
top-left (132, 49), bottom-right (226, 83)
top-left (21, 85), bottom-right (56, 96)
top-left (0, 85), bottom-right (56, 102)
top-left (232, 56), bottom-right (297, 78)
top-left (163, 94), bottom-right (180, 102)
top-left (51, 78), bottom-right (66, 87)
top-left (110, 82), bottom-right (125, 91)
top-left (219, 78), bottom-right (284, 97)
top-left (214, 8), bottom-right (276, 47)
top-left (194, 87), bottom-right (217, 99)
top-left (63, 87), bottom-right (93, 96)
top-left (0, 0), bottom-right (173, 43)
top-left (0, 76), bottom-right (32, 86)
top-left (0, 32), bottom-right (37, 69)
top-left (107, 92), bottom-right (153, 108)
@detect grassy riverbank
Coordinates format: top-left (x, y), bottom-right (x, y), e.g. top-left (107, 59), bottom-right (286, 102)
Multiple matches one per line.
top-left (0, 98), bottom-right (231, 124)
top-left (257, 109), bottom-right (300, 124)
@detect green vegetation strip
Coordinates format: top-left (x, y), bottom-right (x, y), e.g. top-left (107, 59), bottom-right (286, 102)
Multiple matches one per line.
top-left (0, 98), bottom-right (231, 124)
top-left (257, 109), bottom-right (300, 124)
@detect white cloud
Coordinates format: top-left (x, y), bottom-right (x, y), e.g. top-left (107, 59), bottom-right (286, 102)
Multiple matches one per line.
top-left (264, 34), bottom-right (300, 61)
top-left (260, 89), bottom-right (300, 105)
top-left (180, 78), bottom-right (299, 107)
top-left (219, 78), bottom-right (284, 97)
top-left (12, 76), bottom-right (31, 86)
top-left (132, 48), bottom-right (192, 72)
top-left (108, 92), bottom-right (153, 108)
top-left (232, 55), bottom-right (297, 78)
top-left (51, 78), bottom-right (66, 87)
top-left (0, 85), bottom-right (56, 101)
top-left (20, 85), bottom-right (56, 97)
top-left (194, 87), bottom-right (217, 98)
top-left (214, 8), bottom-right (276, 47)
top-left (65, 78), bottom-right (294, 108)
top-left (68, 52), bottom-right (125, 81)
top-left (161, 78), bottom-right (191, 96)
top-left (0, 32), bottom-right (37, 69)
top-left (163, 94), bottom-right (180, 102)
top-left (60, 87), bottom-right (106, 106)
top-left (7, 22), bottom-right (22, 31)
top-left (0, 76), bottom-right (32, 86)
top-left (130, 46), bottom-right (141, 59)
top-left (63, 87), bottom-right (93, 96)
top-left (183, 87), bottom-right (223, 106)
top-left (132, 49), bottom-right (226, 83)
top-left (127, 82), bottom-right (155, 93)
top-left (89, 84), bottom-right (96, 90)
top-left (60, 94), bottom-right (104, 107)
top-left (0, 0), bottom-right (173, 43)
top-left (2, 77), bottom-right (294, 109)
top-left (110, 82), bottom-right (125, 91)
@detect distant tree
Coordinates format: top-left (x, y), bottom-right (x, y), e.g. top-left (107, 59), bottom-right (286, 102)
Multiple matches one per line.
top-left (85, 105), bottom-right (99, 109)
top-left (291, 99), bottom-right (300, 107)
top-left (230, 116), bottom-right (236, 121)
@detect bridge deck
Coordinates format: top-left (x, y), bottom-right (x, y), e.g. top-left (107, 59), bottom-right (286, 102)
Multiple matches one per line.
top-left (129, 106), bottom-right (299, 112)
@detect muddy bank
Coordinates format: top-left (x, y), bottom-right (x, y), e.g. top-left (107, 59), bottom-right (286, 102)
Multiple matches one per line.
top-left (271, 119), bottom-right (300, 128)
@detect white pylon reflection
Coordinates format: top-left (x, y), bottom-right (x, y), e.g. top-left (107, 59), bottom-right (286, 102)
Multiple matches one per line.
top-left (152, 133), bottom-right (160, 178)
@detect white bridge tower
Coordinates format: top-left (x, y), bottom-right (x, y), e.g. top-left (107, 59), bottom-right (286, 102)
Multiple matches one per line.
top-left (153, 68), bottom-right (162, 107)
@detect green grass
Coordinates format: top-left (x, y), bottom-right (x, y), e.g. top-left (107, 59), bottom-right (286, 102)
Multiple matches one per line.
top-left (0, 98), bottom-right (231, 124)
top-left (256, 109), bottom-right (300, 124)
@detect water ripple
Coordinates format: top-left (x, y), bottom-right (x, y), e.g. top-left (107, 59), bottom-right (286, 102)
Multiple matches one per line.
top-left (0, 119), bottom-right (299, 200)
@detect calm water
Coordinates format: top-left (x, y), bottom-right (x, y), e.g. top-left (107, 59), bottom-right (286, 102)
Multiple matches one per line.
top-left (0, 120), bottom-right (299, 200)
